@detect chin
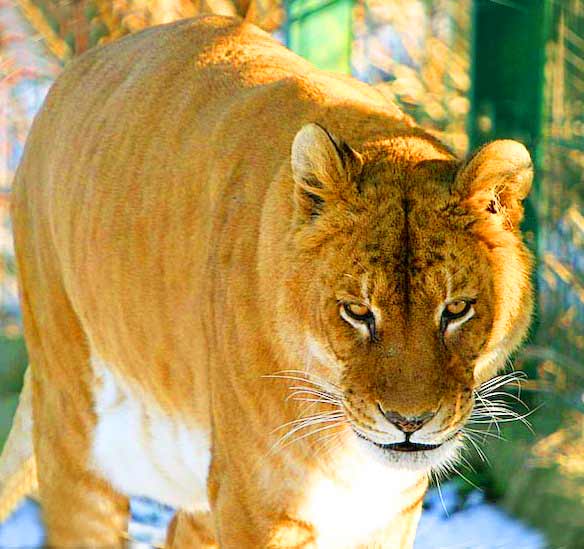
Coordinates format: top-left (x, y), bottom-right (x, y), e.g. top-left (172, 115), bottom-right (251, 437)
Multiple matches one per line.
top-left (352, 431), bottom-right (464, 473)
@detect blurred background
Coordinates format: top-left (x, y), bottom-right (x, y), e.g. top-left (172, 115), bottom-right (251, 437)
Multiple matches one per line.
top-left (0, 0), bottom-right (582, 547)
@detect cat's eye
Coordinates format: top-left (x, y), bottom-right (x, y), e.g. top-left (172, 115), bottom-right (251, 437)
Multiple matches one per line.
top-left (444, 300), bottom-right (470, 319)
top-left (340, 302), bottom-right (377, 340)
top-left (440, 299), bottom-right (475, 332)
top-left (343, 302), bottom-right (373, 321)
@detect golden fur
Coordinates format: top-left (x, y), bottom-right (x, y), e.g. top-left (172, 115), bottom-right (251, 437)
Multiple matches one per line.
top-left (4, 15), bottom-right (533, 547)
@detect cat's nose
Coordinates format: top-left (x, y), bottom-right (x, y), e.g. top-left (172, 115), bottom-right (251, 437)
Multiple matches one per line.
top-left (378, 405), bottom-right (435, 433)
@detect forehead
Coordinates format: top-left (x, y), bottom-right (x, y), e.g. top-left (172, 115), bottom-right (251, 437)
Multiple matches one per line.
top-left (348, 215), bottom-right (481, 295)
top-left (354, 157), bottom-right (462, 255)
top-left (331, 158), bottom-right (484, 300)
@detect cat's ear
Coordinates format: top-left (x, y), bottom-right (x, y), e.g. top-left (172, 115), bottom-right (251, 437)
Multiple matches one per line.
top-left (454, 140), bottom-right (533, 228)
top-left (291, 123), bottom-right (362, 219)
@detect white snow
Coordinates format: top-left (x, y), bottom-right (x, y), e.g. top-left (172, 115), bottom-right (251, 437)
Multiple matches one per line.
top-left (415, 484), bottom-right (546, 549)
top-left (0, 483), bottom-right (546, 548)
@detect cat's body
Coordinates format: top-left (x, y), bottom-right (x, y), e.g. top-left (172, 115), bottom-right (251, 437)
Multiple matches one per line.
top-left (6, 14), bottom-right (533, 548)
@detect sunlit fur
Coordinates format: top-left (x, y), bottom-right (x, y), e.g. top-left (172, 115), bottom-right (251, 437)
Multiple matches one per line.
top-left (6, 15), bottom-right (533, 548)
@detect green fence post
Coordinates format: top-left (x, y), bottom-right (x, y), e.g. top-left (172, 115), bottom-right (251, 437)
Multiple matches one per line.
top-left (469, 0), bottom-right (548, 333)
top-left (285, 0), bottom-right (354, 74)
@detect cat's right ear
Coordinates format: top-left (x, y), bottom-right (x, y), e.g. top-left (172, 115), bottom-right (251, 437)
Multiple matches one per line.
top-left (291, 123), bottom-right (362, 219)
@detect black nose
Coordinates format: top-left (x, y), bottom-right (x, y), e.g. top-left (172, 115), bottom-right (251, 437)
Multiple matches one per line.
top-left (378, 405), bottom-right (435, 433)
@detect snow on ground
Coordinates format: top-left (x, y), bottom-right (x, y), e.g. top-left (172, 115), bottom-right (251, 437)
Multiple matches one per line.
top-left (0, 483), bottom-right (545, 548)
top-left (414, 484), bottom-right (546, 549)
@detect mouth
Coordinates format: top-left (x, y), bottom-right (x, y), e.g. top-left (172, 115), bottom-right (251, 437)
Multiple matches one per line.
top-left (371, 440), bottom-right (442, 452)
top-left (351, 428), bottom-right (463, 471)
top-left (354, 430), bottom-right (454, 453)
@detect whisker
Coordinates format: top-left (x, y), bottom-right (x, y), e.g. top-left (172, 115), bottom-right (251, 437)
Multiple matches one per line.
top-left (452, 464), bottom-right (482, 492)
top-left (472, 402), bottom-right (528, 416)
top-left (469, 405), bottom-right (540, 434)
top-left (477, 391), bottom-right (530, 409)
top-left (471, 411), bottom-right (526, 422)
top-left (290, 396), bottom-right (342, 406)
top-left (431, 470), bottom-right (449, 518)
top-left (471, 408), bottom-right (523, 420)
top-left (471, 370), bottom-right (540, 436)
top-left (267, 370), bottom-right (342, 394)
top-left (476, 371), bottom-right (526, 394)
top-left (272, 410), bottom-right (344, 433)
top-left (458, 453), bottom-right (477, 473)
top-left (272, 420), bottom-right (347, 454)
top-left (287, 386), bottom-right (341, 403)
top-left (273, 412), bottom-right (344, 440)
top-left (311, 430), bottom-right (345, 461)
top-left (472, 400), bottom-right (525, 412)
top-left (262, 373), bottom-right (334, 391)
top-left (463, 427), bottom-right (507, 442)
top-left (272, 414), bottom-right (345, 449)
top-left (462, 432), bottom-right (490, 464)
top-left (473, 393), bottom-right (503, 436)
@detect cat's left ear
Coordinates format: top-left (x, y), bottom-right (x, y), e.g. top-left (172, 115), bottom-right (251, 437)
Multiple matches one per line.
top-left (454, 140), bottom-right (533, 228)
